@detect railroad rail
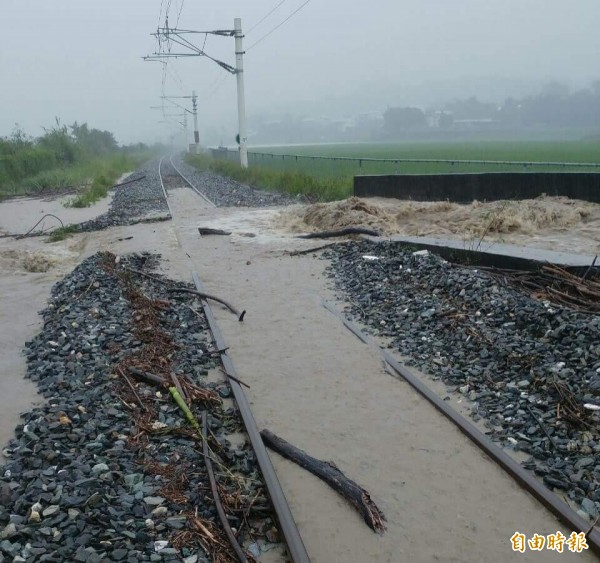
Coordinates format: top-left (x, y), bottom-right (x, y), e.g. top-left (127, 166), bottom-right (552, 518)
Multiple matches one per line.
top-left (159, 153), bottom-right (600, 558)
top-left (158, 155), bottom-right (311, 563)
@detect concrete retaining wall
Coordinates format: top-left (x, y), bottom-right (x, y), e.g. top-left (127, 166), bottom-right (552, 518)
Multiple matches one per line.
top-left (353, 172), bottom-right (600, 203)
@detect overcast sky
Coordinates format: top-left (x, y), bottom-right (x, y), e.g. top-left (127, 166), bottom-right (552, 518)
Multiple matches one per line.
top-left (1, 0), bottom-right (599, 145)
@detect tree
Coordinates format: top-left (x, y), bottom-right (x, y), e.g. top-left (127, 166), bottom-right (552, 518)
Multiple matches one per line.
top-left (383, 107), bottom-right (426, 134)
top-left (70, 122), bottom-right (118, 155)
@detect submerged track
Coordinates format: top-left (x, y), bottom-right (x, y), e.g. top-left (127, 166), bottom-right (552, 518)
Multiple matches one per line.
top-left (158, 155), bottom-right (311, 563)
top-left (158, 153), bottom-right (600, 558)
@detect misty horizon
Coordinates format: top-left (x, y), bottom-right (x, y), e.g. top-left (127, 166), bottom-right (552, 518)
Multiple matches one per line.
top-left (2, 1), bottom-right (599, 146)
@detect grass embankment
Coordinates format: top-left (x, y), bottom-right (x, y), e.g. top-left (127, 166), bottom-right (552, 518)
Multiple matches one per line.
top-left (185, 153), bottom-right (352, 201)
top-left (65, 154), bottom-right (143, 208)
top-left (0, 122), bottom-right (156, 206)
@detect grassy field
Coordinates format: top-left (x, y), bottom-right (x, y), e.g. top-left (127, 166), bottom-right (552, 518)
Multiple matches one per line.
top-left (191, 140), bottom-right (600, 201)
top-left (246, 140), bottom-right (600, 178)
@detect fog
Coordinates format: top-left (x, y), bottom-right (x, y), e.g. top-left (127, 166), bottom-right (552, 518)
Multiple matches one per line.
top-left (1, 0), bottom-right (599, 145)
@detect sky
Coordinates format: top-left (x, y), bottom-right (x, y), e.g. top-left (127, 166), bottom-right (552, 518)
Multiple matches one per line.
top-left (1, 0), bottom-right (599, 145)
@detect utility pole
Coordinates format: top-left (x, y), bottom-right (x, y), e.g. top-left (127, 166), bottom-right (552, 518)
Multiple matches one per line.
top-left (234, 18), bottom-right (248, 168)
top-left (144, 21), bottom-right (248, 166)
top-left (159, 94), bottom-right (197, 152)
top-left (192, 90), bottom-right (200, 153)
top-left (183, 111), bottom-right (188, 148)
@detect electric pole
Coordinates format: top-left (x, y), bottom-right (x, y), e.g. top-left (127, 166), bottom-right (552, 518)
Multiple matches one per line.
top-left (192, 91), bottom-right (199, 153)
top-left (144, 19), bottom-right (248, 167)
top-left (159, 94), bottom-right (198, 152)
top-left (234, 18), bottom-right (248, 168)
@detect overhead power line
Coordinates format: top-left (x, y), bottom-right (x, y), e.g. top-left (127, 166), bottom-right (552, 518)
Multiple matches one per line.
top-left (175, 0), bottom-right (186, 27)
top-left (247, 0), bottom-right (311, 51)
top-left (247, 0), bottom-right (287, 34)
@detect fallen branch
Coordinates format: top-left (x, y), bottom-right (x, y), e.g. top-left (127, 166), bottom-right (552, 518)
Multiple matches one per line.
top-left (127, 366), bottom-right (167, 386)
top-left (170, 372), bottom-right (189, 403)
top-left (221, 368), bottom-right (251, 389)
top-left (297, 227), bottom-right (380, 239)
top-left (110, 174), bottom-right (146, 190)
top-left (582, 255), bottom-right (598, 281)
top-left (198, 227), bottom-right (232, 236)
top-left (288, 243), bottom-right (339, 256)
top-left (118, 368), bottom-right (147, 411)
top-left (12, 214), bottom-right (65, 240)
top-left (202, 411), bottom-right (248, 563)
top-left (168, 287), bottom-right (246, 322)
top-left (260, 429), bottom-right (386, 533)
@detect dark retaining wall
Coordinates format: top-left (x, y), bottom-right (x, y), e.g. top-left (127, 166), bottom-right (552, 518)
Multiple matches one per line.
top-left (354, 172), bottom-right (600, 203)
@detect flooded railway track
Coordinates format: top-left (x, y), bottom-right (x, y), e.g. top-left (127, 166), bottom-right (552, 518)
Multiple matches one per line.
top-left (157, 156), bottom-right (310, 563)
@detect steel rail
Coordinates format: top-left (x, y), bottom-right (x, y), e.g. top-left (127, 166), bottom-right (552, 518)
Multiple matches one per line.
top-left (168, 155), bottom-right (217, 207)
top-left (192, 271), bottom-right (311, 563)
top-left (157, 157), bottom-right (174, 217)
top-left (157, 157), bottom-right (309, 561)
top-left (321, 299), bottom-right (600, 556)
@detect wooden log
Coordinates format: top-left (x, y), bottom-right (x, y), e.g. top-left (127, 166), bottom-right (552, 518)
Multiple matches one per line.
top-left (127, 366), bottom-right (166, 386)
top-left (198, 227), bottom-right (232, 236)
top-left (260, 429), bottom-right (386, 533)
top-left (297, 227), bottom-right (380, 239)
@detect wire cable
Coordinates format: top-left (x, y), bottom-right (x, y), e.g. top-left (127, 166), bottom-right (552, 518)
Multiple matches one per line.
top-left (175, 0), bottom-right (185, 28)
top-left (246, 0), bottom-right (311, 50)
top-left (247, 0), bottom-right (287, 34)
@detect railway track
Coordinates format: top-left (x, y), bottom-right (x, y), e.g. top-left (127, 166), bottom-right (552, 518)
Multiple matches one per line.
top-left (157, 155), bottom-right (311, 563)
top-left (157, 154), bottom-right (600, 557)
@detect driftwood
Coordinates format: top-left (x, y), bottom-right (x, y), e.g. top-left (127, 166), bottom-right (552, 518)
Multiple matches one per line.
top-left (289, 243), bottom-right (339, 256)
top-left (168, 287), bottom-right (246, 322)
top-left (127, 366), bottom-right (166, 386)
top-left (260, 429), bottom-right (386, 533)
top-left (297, 227), bottom-right (380, 239)
top-left (110, 175), bottom-right (145, 190)
top-left (198, 227), bottom-right (232, 236)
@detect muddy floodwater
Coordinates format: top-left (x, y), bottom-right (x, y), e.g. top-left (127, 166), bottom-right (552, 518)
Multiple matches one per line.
top-left (0, 188), bottom-right (598, 562)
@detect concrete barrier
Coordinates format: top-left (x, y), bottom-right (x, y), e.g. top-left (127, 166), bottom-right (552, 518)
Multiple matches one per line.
top-left (353, 172), bottom-right (600, 203)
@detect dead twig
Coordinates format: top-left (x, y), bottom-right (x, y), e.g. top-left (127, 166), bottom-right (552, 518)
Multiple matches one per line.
top-left (202, 411), bottom-right (249, 563)
top-left (288, 243), bottom-right (339, 256)
top-left (168, 287), bottom-right (246, 322)
top-left (525, 405), bottom-right (558, 450)
top-left (118, 369), bottom-right (147, 411)
top-left (221, 368), bottom-right (250, 389)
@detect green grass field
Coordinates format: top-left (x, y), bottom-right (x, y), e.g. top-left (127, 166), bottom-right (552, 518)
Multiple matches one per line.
top-left (192, 140), bottom-right (600, 201)
top-left (246, 140), bottom-right (600, 178)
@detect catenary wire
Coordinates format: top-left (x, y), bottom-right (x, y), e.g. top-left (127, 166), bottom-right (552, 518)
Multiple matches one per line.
top-left (246, 0), bottom-right (311, 50)
top-left (247, 0), bottom-right (287, 34)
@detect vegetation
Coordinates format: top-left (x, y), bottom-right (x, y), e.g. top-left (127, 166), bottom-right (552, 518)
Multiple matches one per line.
top-left (46, 224), bottom-right (81, 242)
top-left (187, 139), bottom-right (600, 202)
top-left (0, 120), bottom-right (155, 201)
top-left (186, 153), bottom-right (352, 201)
top-left (248, 140), bottom-right (600, 178)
